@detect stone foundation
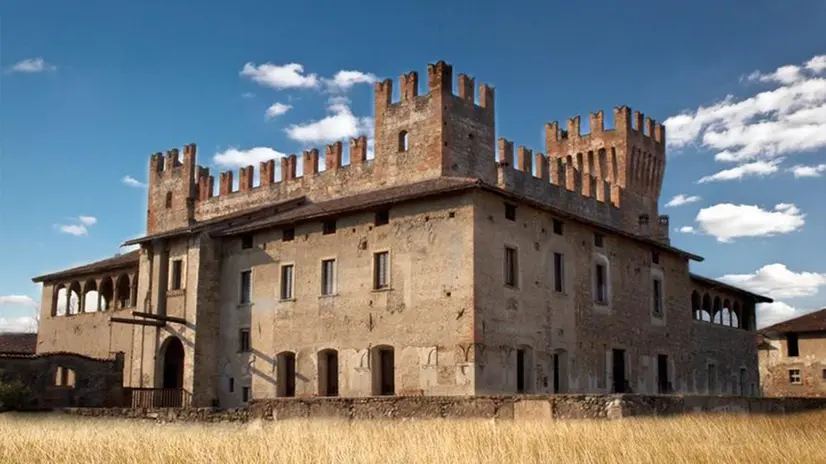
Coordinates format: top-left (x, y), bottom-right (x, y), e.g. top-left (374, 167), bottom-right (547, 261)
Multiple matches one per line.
top-left (59, 394), bottom-right (826, 422)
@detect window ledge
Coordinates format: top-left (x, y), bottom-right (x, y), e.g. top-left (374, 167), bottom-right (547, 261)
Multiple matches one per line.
top-left (371, 287), bottom-right (393, 293)
top-left (237, 303), bottom-right (253, 309)
top-left (166, 289), bottom-right (185, 297)
top-left (318, 294), bottom-right (339, 299)
top-left (279, 298), bottom-right (296, 303)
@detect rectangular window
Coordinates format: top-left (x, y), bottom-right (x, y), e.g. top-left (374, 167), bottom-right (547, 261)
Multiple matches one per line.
top-left (321, 259), bottom-right (335, 296)
top-left (239, 329), bottom-right (250, 352)
top-left (322, 220), bottom-right (336, 235)
top-left (553, 252), bottom-right (564, 293)
top-left (652, 278), bottom-right (662, 316)
top-left (504, 246), bottom-right (518, 287)
top-left (375, 210), bottom-right (389, 226)
top-left (242, 386), bottom-right (250, 403)
top-left (280, 264), bottom-right (294, 300)
top-left (652, 251), bottom-right (660, 264)
top-left (822, 369), bottom-right (826, 381)
top-left (595, 263), bottom-right (607, 303)
top-left (239, 270), bottom-right (252, 304)
top-left (787, 333), bottom-right (800, 357)
top-left (171, 259), bottom-right (183, 290)
top-left (374, 252), bottom-right (389, 290)
top-left (594, 233), bottom-right (604, 248)
top-left (505, 203), bottom-right (516, 221)
top-left (552, 219), bottom-right (564, 235)
top-left (789, 369), bottom-right (801, 384)
top-left (229, 377), bottom-right (234, 393)
top-left (282, 228), bottom-right (295, 241)
top-left (241, 233), bottom-right (253, 250)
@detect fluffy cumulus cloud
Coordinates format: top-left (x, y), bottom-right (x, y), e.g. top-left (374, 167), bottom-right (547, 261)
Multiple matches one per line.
top-left (265, 102), bottom-right (292, 119)
top-left (55, 215), bottom-right (98, 236)
top-left (122, 175), bottom-right (146, 188)
top-left (788, 163), bottom-right (826, 178)
top-left (213, 147), bottom-right (286, 168)
top-left (664, 54), bottom-right (826, 177)
top-left (694, 203), bottom-right (805, 242)
top-left (676, 226), bottom-right (696, 234)
top-left (0, 295), bottom-right (36, 306)
top-left (697, 159), bottom-right (782, 183)
top-left (756, 301), bottom-right (801, 329)
top-left (324, 70), bottom-right (378, 92)
top-left (285, 97), bottom-right (373, 145)
top-left (240, 62), bottom-right (320, 90)
top-left (0, 317), bottom-right (38, 333)
top-left (718, 264), bottom-right (826, 299)
top-left (10, 57), bottom-right (56, 73)
top-left (665, 194), bottom-right (701, 207)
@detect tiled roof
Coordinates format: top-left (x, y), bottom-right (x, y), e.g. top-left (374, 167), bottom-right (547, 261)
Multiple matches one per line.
top-left (31, 250), bottom-right (140, 283)
top-left (760, 308), bottom-right (826, 334)
top-left (0, 333), bottom-right (37, 354)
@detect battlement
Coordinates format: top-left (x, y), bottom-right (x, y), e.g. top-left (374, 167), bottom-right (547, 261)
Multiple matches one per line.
top-left (150, 143), bottom-right (197, 178)
top-left (546, 106), bottom-right (665, 144)
top-left (374, 60), bottom-right (494, 112)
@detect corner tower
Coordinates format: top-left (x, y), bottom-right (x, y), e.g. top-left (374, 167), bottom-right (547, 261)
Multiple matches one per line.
top-left (373, 61), bottom-right (497, 184)
top-left (545, 107), bottom-right (667, 238)
top-left (146, 143), bottom-right (197, 234)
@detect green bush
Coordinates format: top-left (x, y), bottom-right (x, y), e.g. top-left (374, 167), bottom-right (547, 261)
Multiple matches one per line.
top-left (0, 379), bottom-right (33, 411)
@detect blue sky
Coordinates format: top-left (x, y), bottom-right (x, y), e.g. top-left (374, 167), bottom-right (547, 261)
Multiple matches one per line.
top-left (2, 0), bottom-right (826, 331)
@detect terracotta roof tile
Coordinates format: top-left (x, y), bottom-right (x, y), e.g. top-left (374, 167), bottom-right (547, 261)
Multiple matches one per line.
top-left (0, 333), bottom-right (37, 354)
top-left (32, 250), bottom-right (140, 283)
top-left (760, 308), bottom-right (826, 334)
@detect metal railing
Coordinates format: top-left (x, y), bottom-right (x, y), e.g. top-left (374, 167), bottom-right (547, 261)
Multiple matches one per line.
top-left (123, 388), bottom-right (192, 408)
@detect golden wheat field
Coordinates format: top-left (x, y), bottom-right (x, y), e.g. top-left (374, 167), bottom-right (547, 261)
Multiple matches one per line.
top-left (0, 412), bottom-right (825, 464)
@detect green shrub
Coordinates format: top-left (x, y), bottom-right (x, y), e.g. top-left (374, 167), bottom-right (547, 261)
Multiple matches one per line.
top-left (0, 379), bottom-right (33, 411)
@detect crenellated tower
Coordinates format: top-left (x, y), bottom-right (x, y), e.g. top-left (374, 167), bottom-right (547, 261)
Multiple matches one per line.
top-left (544, 107), bottom-right (668, 238)
top-left (373, 61), bottom-right (497, 184)
top-left (146, 144), bottom-right (198, 234)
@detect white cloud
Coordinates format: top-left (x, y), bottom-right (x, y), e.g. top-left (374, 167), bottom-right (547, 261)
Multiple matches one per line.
top-left (10, 57), bottom-right (56, 73)
top-left (265, 102), bottom-right (292, 119)
top-left (122, 175), bottom-right (146, 188)
top-left (665, 53), bottom-right (826, 164)
top-left (788, 163), bottom-right (826, 178)
top-left (240, 62), bottom-right (319, 90)
top-left (324, 70), bottom-right (378, 92)
top-left (285, 97), bottom-right (372, 145)
top-left (694, 203), bottom-right (805, 242)
top-left (55, 215), bottom-right (97, 236)
top-left (0, 295), bottom-right (36, 306)
top-left (78, 216), bottom-right (97, 226)
top-left (665, 194), bottom-right (701, 207)
top-left (756, 301), bottom-right (800, 329)
top-left (241, 92), bottom-right (255, 99)
top-left (697, 159), bottom-right (782, 183)
top-left (676, 226), bottom-right (696, 234)
top-left (719, 264), bottom-right (826, 299)
top-left (213, 147), bottom-right (286, 168)
top-left (0, 317), bottom-right (38, 333)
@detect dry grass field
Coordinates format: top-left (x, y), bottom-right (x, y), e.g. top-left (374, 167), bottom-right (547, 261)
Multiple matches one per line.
top-left (0, 412), bottom-right (824, 464)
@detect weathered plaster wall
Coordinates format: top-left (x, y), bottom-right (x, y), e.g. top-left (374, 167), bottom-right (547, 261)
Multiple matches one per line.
top-left (760, 333), bottom-right (826, 397)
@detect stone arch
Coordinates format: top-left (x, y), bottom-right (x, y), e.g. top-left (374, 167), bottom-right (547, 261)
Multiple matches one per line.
top-left (115, 273), bottom-right (131, 309)
top-left (576, 153), bottom-right (584, 171)
top-left (722, 299), bottom-right (732, 326)
top-left (158, 336), bottom-right (185, 390)
top-left (53, 284), bottom-right (66, 316)
top-left (691, 290), bottom-right (701, 320)
top-left (371, 345), bottom-right (395, 396)
top-left (712, 296), bottom-right (722, 324)
top-left (82, 279), bottom-right (99, 312)
top-left (98, 277), bottom-right (113, 311)
top-left (732, 302), bottom-right (741, 328)
top-left (700, 293), bottom-right (712, 322)
top-left (317, 348), bottom-right (339, 397)
top-left (67, 281), bottom-right (81, 315)
top-left (276, 351), bottom-right (296, 397)
top-left (398, 130), bottom-right (408, 152)
top-left (565, 154), bottom-right (574, 166)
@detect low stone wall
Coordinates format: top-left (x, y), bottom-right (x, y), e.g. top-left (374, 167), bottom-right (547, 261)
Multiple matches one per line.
top-left (59, 394), bottom-right (826, 422)
top-left (0, 352), bottom-right (124, 409)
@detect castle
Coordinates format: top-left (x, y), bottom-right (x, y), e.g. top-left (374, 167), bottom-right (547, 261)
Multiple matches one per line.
top-left (32, 61), bottom-right (772, 407)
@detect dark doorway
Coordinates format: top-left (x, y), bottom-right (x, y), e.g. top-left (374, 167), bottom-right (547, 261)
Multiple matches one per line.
top-left (516, 349), bottom-right (526, 393)
top-left (277, 352), bottom-right (296, 397)
top-left (318, 349), bottom-right (339, 397)
top-left (552, 353), bottom-right (560, 393)
top-left (657, 354), bottom-right (669, 394)
top-left (162, 337), bottom-right (184, 389)
top-left (612, 349), bottom-right (626, 393)
top-left (372, 346), bottom-right (395, 395)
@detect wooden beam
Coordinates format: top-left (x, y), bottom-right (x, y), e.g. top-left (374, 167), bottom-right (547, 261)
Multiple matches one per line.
top-left (110, 317), bottom-right (165, 327)
top-left (131, 311), bottom-right (187, 325)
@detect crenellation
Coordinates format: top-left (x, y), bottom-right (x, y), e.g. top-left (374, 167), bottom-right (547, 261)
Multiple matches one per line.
top-left (567, 116), bottom-right (581, 139)
top-left (427, 60), bottom-right (453, 94)
top-left (260, 160), bottom-right (275, 187)
top-left (613, 106), bottom-right (632, 132)
top-left (546, 121), bottom-right (561, 144)
top-left (458, 73), bottom-right (475, 103)
top-left (535, 152), bottom-right (549, 180)
top-left (219, 171), bottom-right (233, 196)
top-left (550, 157), bottom-right (563, 185)
top-left (633, 111), bottom-right (644, 133)
top-left (644, 117), bottom-right (655, 137)
top-left (590, 111), bottom-right (604, 133)
top-left (304, 149), bottom-right (320, 175)
top-left (165, 148), bottom-right (180, 172)
top-left (400, 71), bottom-right (418, 101)
top-left (239, 166), bottom-right (254, 192)
top-left (516, 146), bottom-right (532, 173)
top-left (375, 79), bottom-right (393, 109)
top-left (150, 152), bottom-right (165, 173)
top-left (281, 154), bottom-right (297, 181)
top-left (349, 136), bottom-right (368, 164)
top-left (479, 83), bottom-right (494, 111)
top-left (497, 138), bottom-right (513, 166)
top-left (325, 142), bottom-right (342, 171)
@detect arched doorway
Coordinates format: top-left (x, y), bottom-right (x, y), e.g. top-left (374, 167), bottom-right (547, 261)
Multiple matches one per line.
top-left (161, 337), bottom-right (184, 389)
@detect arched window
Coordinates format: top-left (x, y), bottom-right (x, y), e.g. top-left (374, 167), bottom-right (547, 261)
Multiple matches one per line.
top-left (53, 285), bottom-right (66, 316)
top-left (732, 302), bottom-right (741, 328)
top-left (165, 191), bottom-right (173, 209)
top-left (116, 274), bottom-right (131, 309)
top-left (67, 281), bottom-right (81, 315)
top-left (99, 277), bottom-right (113, 311)
top-left (398, 131), bottom-right (409, 152)
top-left (700, 293), bottom-right (712, 322)
top-left (691, 290), bottom-right (701, 320)
top-left (712, 296), bottom-right (722, 324)
top-left (83, 279), bottom-right (99, 312)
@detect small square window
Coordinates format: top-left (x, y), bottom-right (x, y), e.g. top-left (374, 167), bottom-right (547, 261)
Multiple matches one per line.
top-left (594, 233), bottom-right (604, 248)
top-left (375, 210), bottom-right (390, 226)
top-left (282, 228), bottom-right (295, 241)
top-left (323, 220), bottom-right (336, 235)
top-left (242, 386), bottom-right (250, 403)
top-left (789, 369), bottom-right (801, 384)
top-left (652, 251), bottom-right (660, 264)
top-left (552, 219), bottom-right (564, 235)
top-left (241, 234), bottom-right (254, 250)
top-left (504, 203), bottom-right (516, 221)
top-left (239, 329), bottom-right (251, 352)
